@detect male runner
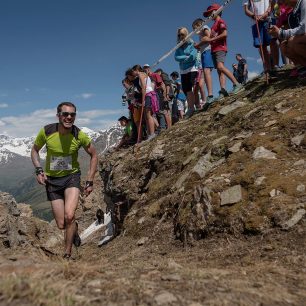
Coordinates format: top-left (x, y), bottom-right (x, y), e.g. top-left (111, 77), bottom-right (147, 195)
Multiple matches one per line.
top-left (31, 102), bottom-right (98, 259)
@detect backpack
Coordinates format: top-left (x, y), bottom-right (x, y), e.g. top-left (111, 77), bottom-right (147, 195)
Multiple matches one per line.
top-left (288, 0), bottom-right (302, 29)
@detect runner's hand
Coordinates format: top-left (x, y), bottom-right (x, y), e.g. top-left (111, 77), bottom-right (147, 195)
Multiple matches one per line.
top-left (36, 173), bottom-right (47, 185)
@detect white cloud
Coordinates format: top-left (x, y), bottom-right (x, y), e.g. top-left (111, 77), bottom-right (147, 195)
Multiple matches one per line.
top-left (248, 71), bottom-right (260, 79)
top-left (0, 103), bottom-right (8, 108)
top-left (246, 56), bottom-right (256, 61)
top-left (0, 108), bottom-right (123, 137)
top-left (80, 93), bottom-right (95, 99)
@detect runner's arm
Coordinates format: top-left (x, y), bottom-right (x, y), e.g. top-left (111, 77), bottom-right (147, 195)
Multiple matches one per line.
top-left (84, 143), bottom-right (98, 182)
top-left (31, 144), bottom-right (47, 185)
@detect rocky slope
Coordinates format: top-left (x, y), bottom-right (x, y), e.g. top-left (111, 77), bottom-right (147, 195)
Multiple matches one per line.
top-left (99, 70), bottom-right (305, 244)
top-left (0, 70), bottom-right (305, 306)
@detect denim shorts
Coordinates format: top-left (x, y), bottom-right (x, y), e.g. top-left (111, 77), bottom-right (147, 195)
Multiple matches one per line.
top-left (252, 21), bottom-right (271, 48)
top-left (201, 50), bottom-right (214, 69)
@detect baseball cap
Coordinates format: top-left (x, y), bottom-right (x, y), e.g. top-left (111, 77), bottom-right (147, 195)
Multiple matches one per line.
top-left (143, 64), bottom-right (150, 68)
top-left (203, 3), bottom-right (221, 17)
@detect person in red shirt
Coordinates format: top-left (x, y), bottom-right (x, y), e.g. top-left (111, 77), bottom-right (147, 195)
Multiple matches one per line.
top-left (203, 3), bottom-right (244, 100)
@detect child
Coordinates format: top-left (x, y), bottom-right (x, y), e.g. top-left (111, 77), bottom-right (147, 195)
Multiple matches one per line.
top-left (203, 3), bottom-right (244, 99)
top-left (192, 18), bottom-right (215, 105)
top-left (244, 0), bottom-right (272, 73)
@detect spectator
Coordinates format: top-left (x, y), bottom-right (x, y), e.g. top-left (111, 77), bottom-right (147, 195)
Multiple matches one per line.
top-left (194, 50), bottom-right (206, 109)
top-left (269, 0), bottom-right (306, 73)
top-left (232, 63), bottom-right (239, 81)
top-left (203, 4), bottom-right (244, 100)
top-left (155, 68), bottom-right (173, 128)
top-left (174, 27), bottom-right (198, 118)
top-left (192, 18), bottom-right (215, 106)
top-left (244, 0), bottom-right (272, 74)
top-left (170, 71), bottom-right (186, 120)
top-left (125, 68), bottom-right (142, 139)
top-left (132, 65), bottom-right (159, 141)
top-left (116, 116), bottom-right (134, 149)
top-left (143, 64), bottom-right (168, 131)
top-left (236, 53), bottom-right (248, 84)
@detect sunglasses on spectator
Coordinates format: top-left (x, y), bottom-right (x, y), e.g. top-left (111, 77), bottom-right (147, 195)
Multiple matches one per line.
top-left (58, 112), bottom-right (76, 117)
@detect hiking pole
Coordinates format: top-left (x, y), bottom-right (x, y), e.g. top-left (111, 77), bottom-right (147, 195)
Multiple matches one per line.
top-left (136, 75), bottom-right (149, 144)
top-left (249, 0), bottom-right (269, 85)
top-left (151, 0), bottom-right (235, 68)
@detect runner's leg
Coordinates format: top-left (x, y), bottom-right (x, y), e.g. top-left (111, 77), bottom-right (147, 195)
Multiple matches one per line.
top-left (64, 187), bottom-right (80, 255)
top-left (51, 199), bottom-right (65, 229)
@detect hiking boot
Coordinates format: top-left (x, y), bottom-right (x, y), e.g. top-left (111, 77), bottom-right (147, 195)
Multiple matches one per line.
top-left (184, 108), bottom-right (194, 119)
top-left (73, 222), bottom-right (81, 247)
top-left (232, 83), bottom-right (244, 95)
top-left (218, 88), bottom-right (229, 100)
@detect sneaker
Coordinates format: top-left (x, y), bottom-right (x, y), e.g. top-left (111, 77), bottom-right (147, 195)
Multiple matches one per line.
top-left (206, 96), bottom-right (215, 104)
top-left (73, 222), bottom-right (81, 247)
top-left (232, 83), bottom-right (244, 95)
top-left (146, 133), bottom-right (157, 141)
top-left (184, 108), bottom-right (194, 119)
top-left (218, 88), bottom-right (229, 100)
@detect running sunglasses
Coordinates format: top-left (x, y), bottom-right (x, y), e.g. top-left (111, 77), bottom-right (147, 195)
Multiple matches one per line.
top-left (58, 112), bottom-right (76, 117)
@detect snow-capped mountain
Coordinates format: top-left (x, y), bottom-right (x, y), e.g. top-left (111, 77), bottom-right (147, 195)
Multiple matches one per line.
top-left (0, 126), bottom-right (123, 164)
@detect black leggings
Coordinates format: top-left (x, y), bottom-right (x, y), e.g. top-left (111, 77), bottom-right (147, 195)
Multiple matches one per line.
top-left (181, 71), bottom-right (198, 95)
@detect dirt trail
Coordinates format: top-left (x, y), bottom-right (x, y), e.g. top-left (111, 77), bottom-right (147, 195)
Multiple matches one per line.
top-left (0, 223), bottom-right (305, 306)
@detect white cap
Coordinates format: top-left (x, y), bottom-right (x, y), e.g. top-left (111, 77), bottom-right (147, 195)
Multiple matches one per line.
top-left (143, 64), bottom-right (150, 68)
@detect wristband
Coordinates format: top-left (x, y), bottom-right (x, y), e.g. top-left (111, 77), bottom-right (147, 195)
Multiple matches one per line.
top-left (85, 181), bottom-right (93, 189)
top-left (35, 167), bottom-right (44, 175)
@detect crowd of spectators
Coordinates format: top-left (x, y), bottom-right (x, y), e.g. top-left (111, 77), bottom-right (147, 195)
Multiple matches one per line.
top-left (117, 0), bottom-right (305, 148)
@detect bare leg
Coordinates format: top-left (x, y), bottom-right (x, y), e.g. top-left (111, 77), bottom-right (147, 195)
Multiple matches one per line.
top-left (51, 199), bottom-right (65, 230)
top-left (164, 110), bottom-right (172, 128)
top-left (63, 187), bottom-right (80, 255)
top-left (145, 108), bottom-right (155, 135)
top-left (186, 91), bottom-right (195, 110)
top-left (198, 76), bottom-right (206, 102)
top-left (217, 62), bottom-right (238, 85)
top-left (194, 84), bottom-right (200, 109)
top-left (204, 68), bottom-right (213, 96)
top-left (270, 39), bottom-right (279, 68)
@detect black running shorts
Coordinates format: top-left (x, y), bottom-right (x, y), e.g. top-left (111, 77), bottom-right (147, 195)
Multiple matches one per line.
top-left (45, 173), bottom-right (81, 201)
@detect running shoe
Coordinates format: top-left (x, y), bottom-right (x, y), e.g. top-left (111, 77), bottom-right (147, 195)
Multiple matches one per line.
top-left (206, 96), bottom-right (215, 104)
top-left (218, 88), bottom-right (229, 100)
top-left (232, 83), bottom-right (245, 94)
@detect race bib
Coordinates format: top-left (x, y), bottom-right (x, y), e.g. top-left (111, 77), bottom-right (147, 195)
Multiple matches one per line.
top-left (50, 155), bottom-right (72, 171)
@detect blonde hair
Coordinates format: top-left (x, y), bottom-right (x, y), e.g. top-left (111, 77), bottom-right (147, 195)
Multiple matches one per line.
top-left (177, 27), bottom-right (189, 43)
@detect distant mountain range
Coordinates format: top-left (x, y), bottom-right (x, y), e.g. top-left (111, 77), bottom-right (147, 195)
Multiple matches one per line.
top-left (0, 126), bottom-right (123, 220)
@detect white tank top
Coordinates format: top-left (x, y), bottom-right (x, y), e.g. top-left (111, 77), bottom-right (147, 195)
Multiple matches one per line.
top-left (140, 76), bottom-right (154, 93)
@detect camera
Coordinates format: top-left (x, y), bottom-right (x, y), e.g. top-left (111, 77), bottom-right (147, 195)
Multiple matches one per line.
top-left (122, 93), bottom-right (127, 106)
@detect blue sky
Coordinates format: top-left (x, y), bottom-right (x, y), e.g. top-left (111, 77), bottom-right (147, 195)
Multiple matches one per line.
top-left (0, 0), bottom-right (263, 137)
